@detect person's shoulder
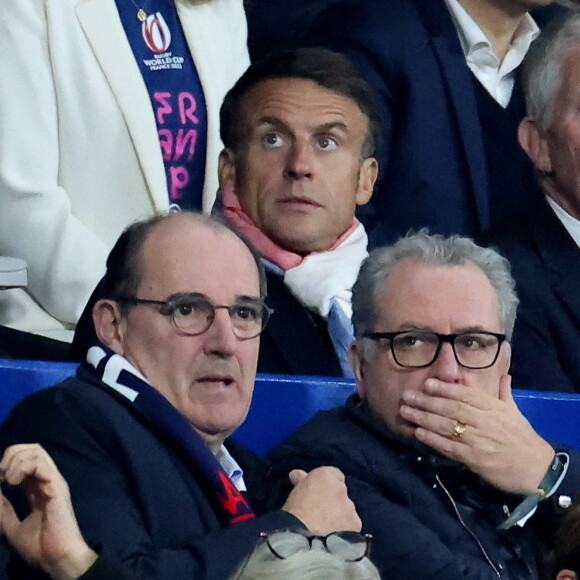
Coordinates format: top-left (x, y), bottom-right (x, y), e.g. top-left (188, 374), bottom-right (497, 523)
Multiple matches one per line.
top-left (3, 373), bottom-right (85, 418)
top-left (484, 205), bottom-right (541, 259)
top-left (531, 4), bottom-right (569, 28)
top-left (268, 397), bottom-right (375, 468)
top-left (304, 0), bottom-right (422, 42)
top-left (0, 368), bottom-right (133, 443)
top-left (485, 198), bottom-right (577, 276)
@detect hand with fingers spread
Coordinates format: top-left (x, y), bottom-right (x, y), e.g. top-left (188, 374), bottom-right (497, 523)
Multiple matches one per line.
top-left (0, 444), bottom-right (97, 580)
top-left (399, 374), bottom-right (555, 494)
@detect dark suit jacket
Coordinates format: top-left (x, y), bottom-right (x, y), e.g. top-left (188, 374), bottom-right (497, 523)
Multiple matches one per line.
top-left (0, 366), bottom-right (300, 580)
top-left (486, 198), bottom-right (580, 393)
top-left (259, 270), bottom-right (343, 377)
top-left (249, 0), bottom-right (564, 246)
top-left (246, 0), bottom-right (341, 59)
top-left (0, 325), bottom-right (71, 361)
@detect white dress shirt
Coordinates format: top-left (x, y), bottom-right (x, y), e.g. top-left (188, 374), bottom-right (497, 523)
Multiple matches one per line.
top-left (445, 0), bottom-right (540, 107)
top-left (217, 445), bottom-right (247, 492)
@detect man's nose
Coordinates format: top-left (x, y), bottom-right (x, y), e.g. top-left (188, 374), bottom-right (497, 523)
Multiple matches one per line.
top-left (203, 309), bottom-right (238, 356)
top-left (283, 142), bottom-right (314, 180)
top-left (429, 341), bottom-right (462, 383)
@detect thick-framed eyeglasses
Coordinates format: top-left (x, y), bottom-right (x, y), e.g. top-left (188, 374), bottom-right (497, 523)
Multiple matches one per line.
top-left (363, 330), bottom-right (506, 369)
top-left (260, 530), bottom-right (372, 562)
top-left (116, 293), bottom-right (272, 339)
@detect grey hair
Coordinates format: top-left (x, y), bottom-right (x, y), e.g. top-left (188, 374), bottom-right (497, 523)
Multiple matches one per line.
top-left (352, 232), bottom-right (519, 340)
top-left (523, 10), bottom-right (580, 130)
top-left (231, 537), bottom-right (380, 580)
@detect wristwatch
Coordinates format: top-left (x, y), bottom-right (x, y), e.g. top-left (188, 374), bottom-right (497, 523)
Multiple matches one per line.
top-left (535, 452), bottom-right (568, 499)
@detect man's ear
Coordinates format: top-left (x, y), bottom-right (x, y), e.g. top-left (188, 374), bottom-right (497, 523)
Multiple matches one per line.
top-left (218, 148), bottom-right (237, 190)
top-left (355, 157), bottom-right (379, 206)
top-left (92, 299), bottom-right (126, 355)
top-left (349, 342), bottom-right (367, 398)
top-left (556, 570), bottom-right (578, 580)
top-left (518, 117), bottom-right (552, 173)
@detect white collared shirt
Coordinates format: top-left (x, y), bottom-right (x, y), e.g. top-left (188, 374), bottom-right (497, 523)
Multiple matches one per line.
top-left (216, 444), bottom-right (247, 492)
top-left (445, 0), bottom-right (540, 108)
top-left (547, 196), bottom-right (580, 250)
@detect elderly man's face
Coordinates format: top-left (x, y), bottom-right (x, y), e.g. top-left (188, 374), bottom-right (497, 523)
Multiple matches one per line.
top-left (352, 259), bottom-right (510, 439)
top-left (110, 217), bottom-right (261, 450)
top-left (530, 45), bottom-right (580, 217)
top-left (219, 77), bottom-right (378, 255)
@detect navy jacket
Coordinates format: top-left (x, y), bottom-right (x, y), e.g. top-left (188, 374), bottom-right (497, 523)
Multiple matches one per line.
top-left (270, 395), bottom-right (580, 579)
top-left (0, 366), bottom-right (300, 580)
top-left (0, 325), bottom-right (71, 361)
top-left (259, 270), bottom-right (343, 377)
top-left (486, 198), bottom-right (580, 393)
top-left (249, 0), bottom-right (564, 246)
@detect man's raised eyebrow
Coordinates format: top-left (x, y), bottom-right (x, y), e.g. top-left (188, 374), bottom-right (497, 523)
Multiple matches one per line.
top-left (255, 116), bottom-right (289, 130)
top-left (254, 118), bottom-right (349, 134)
top-left (315, 121), bottom-right (349, 134)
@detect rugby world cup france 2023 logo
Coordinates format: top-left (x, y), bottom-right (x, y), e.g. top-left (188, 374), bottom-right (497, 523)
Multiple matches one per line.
top-left (142, 12), bottom-right (172, 54)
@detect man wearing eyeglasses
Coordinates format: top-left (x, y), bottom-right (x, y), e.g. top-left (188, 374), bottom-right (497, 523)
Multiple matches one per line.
top-left (271, 231), bottom-right (580, 579)
top-left (0, 212), bottom-right (361, 580)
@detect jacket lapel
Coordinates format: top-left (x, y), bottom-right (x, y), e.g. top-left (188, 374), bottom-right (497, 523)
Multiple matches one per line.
top-left (414, 0), bottom-right (490, 229)
top-left (76, 0), bottom-right (168, 209)
top-left (264, 271), bottom-right (343, 376)
top-left (529, 200), bottom-right (580, 328)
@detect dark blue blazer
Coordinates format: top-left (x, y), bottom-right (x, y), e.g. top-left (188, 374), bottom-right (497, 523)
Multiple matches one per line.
top-left (249, 0), bottom-right (564, 246)
top-left (486, 198), bottom-right (580, 393)
top-left (259, 270), bottom-right (343, 377)
top-left (0, 367), bottom-right (300, 580)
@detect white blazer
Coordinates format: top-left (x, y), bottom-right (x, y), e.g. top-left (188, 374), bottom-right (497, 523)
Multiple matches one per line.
top-left (0, 0), bottom-right (249, 340)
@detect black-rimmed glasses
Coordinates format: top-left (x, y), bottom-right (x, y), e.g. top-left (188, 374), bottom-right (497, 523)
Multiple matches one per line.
top-left (260, 530), bottom-right (372, 562)
top-left (116, 293), bottom-right (272, 339)
top-left (363, 330), bottom-right (506, 369)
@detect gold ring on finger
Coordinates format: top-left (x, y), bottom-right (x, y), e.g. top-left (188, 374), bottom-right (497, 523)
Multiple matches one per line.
top-left (452, 421), bottom-right (467, 439)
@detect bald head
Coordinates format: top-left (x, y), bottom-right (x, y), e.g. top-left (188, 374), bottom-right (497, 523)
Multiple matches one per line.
top-left (101, 212), bottom-right (266, 309)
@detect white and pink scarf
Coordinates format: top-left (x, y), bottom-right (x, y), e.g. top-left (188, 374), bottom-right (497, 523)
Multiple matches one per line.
top-left (216, 189), bottom-right (368, 376)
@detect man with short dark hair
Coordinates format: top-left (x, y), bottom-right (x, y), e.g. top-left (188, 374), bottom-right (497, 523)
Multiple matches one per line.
top-left (271, 232), bottom-right (580, 579)
top-left (0, 212), bottom-right (361, 580)
top-left (214, 48), bottom-right (379, 377)
top-left (249, 0), bottom-right (566, 246)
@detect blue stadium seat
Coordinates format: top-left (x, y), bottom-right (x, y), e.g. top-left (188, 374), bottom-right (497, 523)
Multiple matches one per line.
top-left (0, 359), bottom-right (579, 456)
top-left (235, 374), bottom-right (356, 455)
top-left (237, 377), bottom-right (580, 455)
top-left (0, 358), bottom-right (76, 423)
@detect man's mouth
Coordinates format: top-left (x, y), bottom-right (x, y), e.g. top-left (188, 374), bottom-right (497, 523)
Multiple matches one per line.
top-left (278, 196), bottom-right (322, 208)
top-left (198, 375), bottom-right (234, 387)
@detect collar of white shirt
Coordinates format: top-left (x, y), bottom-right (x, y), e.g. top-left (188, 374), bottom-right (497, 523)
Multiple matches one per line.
top-left (216, 444), bottom-right (247, 492)
top-left (546, 195), bottom-right (580, 250)
top-left (444, 0), bottom-right (539, 108)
